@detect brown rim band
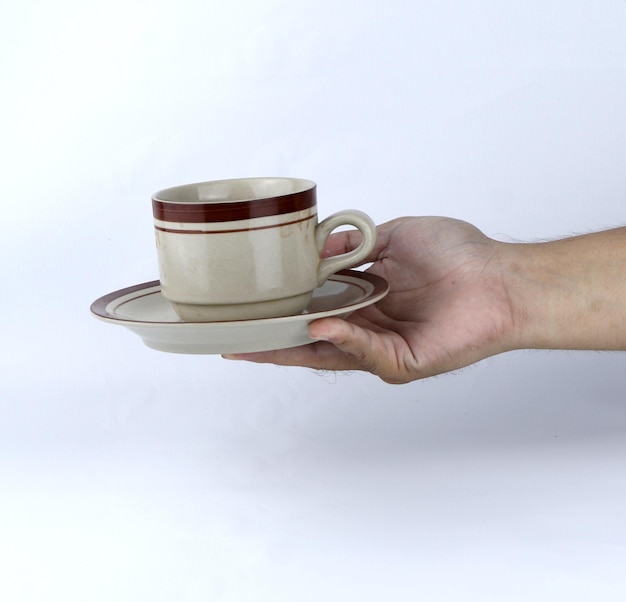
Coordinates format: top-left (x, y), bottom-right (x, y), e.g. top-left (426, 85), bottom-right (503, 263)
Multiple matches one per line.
top-left (152, 187), bottom-right (316, 224)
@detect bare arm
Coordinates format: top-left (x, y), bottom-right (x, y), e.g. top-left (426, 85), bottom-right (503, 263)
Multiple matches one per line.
top-left (505, 227), bottom-right (626, 351)
top-left (226, 218), bottom-right (626, 383)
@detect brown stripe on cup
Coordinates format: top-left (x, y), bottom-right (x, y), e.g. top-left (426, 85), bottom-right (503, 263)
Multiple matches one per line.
top-left (152, 187), bottom-right (316, 224)
top-left (154, 213), bottom-right (316, 235)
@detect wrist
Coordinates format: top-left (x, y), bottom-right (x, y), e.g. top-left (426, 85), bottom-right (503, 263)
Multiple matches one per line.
top-left (498, 241), bottom-right (554, 350)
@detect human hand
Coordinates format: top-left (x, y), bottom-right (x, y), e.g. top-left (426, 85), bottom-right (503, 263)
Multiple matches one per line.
top-left (225, 216), bottom-right (517, 383)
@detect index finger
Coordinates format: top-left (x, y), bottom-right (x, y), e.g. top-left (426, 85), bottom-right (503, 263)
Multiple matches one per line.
top-left (321, 222), bottom-right (391, 263)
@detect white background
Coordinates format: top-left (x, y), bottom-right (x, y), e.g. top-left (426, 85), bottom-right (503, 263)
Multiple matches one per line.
top-left (1, 1), bottom-right (626, 600)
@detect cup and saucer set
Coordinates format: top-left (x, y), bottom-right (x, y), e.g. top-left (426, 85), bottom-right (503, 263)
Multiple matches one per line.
top-left (90, 177), bottom-right (389, 354)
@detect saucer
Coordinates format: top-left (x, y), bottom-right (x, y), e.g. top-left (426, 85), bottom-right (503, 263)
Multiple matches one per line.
top-left (90, 269), bottom-right (389, 354)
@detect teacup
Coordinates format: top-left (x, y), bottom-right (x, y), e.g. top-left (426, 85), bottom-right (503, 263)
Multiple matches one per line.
top-left (152, 177), bottom-right (376, 321)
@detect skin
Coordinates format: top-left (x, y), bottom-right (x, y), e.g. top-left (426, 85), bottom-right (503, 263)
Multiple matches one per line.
top-left (224, 217), bottom-right (626, 384)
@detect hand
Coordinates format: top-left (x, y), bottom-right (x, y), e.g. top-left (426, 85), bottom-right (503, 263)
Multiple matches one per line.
top-left (225, 217), bottom-right (516, 383)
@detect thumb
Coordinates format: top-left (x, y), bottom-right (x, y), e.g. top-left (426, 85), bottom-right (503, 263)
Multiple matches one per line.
top-left (309, 318), bottom-right (382, 375)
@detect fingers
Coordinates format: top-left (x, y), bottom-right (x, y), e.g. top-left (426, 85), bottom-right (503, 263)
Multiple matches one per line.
top-left (321, 222), bottom-right (393, 264)
top-left (225, 317), bottom-right (410, 383)
top-left (223, 341), bottom-right (357, 371)
top-left (312, 318), bottom-right (417, 384)
top-left (308, 318), bottom-right (383, 374)
top-left (223, 318), bottom-right (364, 372)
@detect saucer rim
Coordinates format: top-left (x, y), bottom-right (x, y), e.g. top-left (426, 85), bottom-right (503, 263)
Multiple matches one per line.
top-left (90, 269), bottom-right (389, 327)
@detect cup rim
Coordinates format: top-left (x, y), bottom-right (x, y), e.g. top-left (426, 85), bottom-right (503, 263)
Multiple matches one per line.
top-left (152, 177), bottom-right (316, 205)
top-left (152, 177), bottom-right (317, 224)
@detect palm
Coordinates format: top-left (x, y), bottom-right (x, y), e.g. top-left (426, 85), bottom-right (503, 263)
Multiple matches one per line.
top-left (343, 217), bottom-right (512, 380)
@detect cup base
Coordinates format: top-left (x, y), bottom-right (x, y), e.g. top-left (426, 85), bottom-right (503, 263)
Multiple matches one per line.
top-left (170, 291), bottom-right (314, 322)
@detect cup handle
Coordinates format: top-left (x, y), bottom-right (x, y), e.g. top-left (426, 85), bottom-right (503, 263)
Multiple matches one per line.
top-left (315, 210), bottom-right (377, 286)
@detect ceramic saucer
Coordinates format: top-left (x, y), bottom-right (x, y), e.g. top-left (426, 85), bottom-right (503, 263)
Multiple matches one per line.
top-left (90, 269), bottom-right (389, 354)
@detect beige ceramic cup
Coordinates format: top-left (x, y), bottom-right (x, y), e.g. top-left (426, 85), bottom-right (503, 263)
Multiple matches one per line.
top-left (152, 177), bottom-right (376, 321)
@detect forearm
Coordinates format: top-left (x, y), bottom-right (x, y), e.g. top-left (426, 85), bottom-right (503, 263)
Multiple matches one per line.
top-left (502, 227), bottom-right (626, 351)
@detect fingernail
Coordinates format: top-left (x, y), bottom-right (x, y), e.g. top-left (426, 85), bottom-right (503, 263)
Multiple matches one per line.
top-left (311, 334), bottom-right (331, 342)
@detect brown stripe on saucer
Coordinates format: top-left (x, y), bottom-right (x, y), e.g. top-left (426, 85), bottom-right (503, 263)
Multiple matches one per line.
top-left (90, 280), bottom-right (160, 318)
top-left (153, 187), bottom-right (316, 224)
